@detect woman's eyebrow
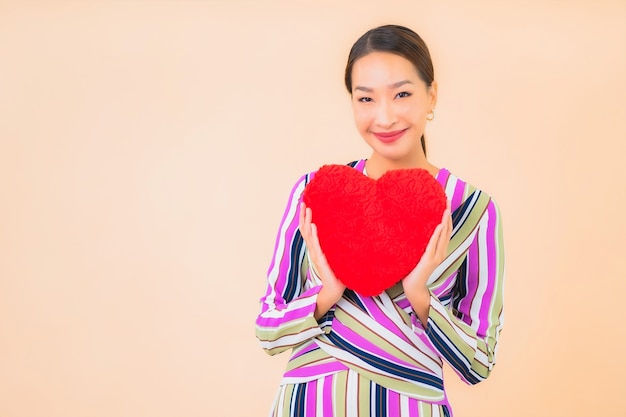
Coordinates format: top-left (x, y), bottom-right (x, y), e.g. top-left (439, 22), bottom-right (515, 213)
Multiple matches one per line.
top-left (390, 80), bottom-right (412, 88)
top-left (354, 85), bottom-right (373, 93)
top-left (353, 80), bottom-right (413, 93)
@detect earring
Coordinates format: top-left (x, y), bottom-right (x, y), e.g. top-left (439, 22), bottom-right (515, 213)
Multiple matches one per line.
top-left (426, 110), bottom-right (435, 121)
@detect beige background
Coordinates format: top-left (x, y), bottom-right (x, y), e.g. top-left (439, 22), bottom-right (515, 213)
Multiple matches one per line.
top-left (1, 1), bottom-right (625, 416)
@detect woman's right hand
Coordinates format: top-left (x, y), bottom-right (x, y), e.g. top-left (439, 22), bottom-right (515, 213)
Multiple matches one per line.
top-left (299, 202), bottom-right (346, 319)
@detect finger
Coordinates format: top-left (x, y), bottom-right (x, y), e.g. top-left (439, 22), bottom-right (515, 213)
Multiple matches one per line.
top-left (441, 204), bottom-right (450, 223)
top-left (443, 208), bottom-right (452, 237)
top-left (304, 207), bottom-right (314, 238)
top-left (436, 211), bottom-right (452, 258)
top-left (310, 223), bottom-right (319, 251)
top-left (435, 227), bottom-right (449, 259)
top-left (309, 224), bottom-right (328, 273)
top-left (299, 202), bottom-right (306, 232)
top-left (425, 224), bottom-right (443, 257)
top-left (305, 207), bottom-right (312, 228)
top-left (310, 223), bottom-right (325, 257)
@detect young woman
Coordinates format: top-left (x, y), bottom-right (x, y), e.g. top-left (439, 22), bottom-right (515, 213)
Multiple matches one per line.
top-left (256, 25), bottom-right (505, 417)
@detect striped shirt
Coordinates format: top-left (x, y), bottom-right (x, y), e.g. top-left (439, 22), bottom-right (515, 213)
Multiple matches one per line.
top-left (256, 159), bottom-right (505, 415)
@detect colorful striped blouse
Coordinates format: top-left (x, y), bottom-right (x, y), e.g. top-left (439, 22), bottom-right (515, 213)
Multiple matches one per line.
top-left (256, 159), bottom-right (505, 414)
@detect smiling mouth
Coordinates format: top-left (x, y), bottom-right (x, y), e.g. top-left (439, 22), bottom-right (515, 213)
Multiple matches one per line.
top-left (372, 128), bottom-right (408, 144)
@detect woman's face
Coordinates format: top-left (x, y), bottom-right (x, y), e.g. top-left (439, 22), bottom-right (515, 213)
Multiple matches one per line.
top-left (350, 52), bottom-right (437, 165)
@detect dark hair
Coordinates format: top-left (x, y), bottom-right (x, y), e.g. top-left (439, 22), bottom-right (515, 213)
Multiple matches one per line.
top-left (344, 25), bottom-right (434, 155)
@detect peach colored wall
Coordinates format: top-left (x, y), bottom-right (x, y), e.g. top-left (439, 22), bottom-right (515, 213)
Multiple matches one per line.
top-left (1, 1), bottom-right (624, 416)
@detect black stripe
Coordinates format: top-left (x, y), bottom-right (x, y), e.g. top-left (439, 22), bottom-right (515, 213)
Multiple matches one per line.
top-left (376, 383), bottom-right (387, 417)
top-left (284, 230), bottom-right (305, 302)
top-left (293, 382), bottom-right (306, 416)
top-left (342, 289), bottom-right (367, 312)
top-left (451, 190), bottom-right (479, 231)
top-left (316, 308), bottom-right (335, 326)
top-left (451, 258), bottom-right (468, 319)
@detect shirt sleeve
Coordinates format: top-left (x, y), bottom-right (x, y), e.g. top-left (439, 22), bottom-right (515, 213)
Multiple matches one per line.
top-left (255, 174), bottom-right (325, 356)
top-left (412, 198), bottom-right (505, 384)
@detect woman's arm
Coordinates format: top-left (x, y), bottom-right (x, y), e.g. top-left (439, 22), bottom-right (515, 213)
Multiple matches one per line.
top-left (255, 175), bottom-right (344, 355)
top-left (413, 199), bottom-right (505, 384)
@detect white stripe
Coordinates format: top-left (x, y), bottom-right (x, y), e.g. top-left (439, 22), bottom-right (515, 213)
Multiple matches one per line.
top-left (444, 174), bottom-right (458, 201)
top-left (288, 383), bottom-right (296, 416)
top-left (281, 370), bottom-right (341, 386)
top-left (276, 385), bottom-right (286, 417)
top-left (400, 395), bottom-right (411, 416)
top-left (346, 369), bottom-right (359, 417)
top-left (332, 373), bottom-right (339, 416)
top-left (316, 376), bottom-right (325, 417)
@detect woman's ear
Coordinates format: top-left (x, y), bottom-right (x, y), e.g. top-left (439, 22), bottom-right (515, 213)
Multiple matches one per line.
top-left (429, 80), bottom-right (438, 110)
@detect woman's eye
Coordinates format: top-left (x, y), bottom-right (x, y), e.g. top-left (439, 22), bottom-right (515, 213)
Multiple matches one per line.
top-left (357, 97), bottom-right (373, 103)
top-left (396, 91), bottom-right (411, 98)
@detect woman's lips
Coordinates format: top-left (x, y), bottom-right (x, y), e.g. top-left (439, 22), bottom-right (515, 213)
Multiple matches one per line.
top-left (372, 128), bottom-right (408, 144)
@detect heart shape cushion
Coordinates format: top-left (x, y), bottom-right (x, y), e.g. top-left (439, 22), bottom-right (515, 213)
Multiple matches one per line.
top-left (302, 164), bottom-right (447, 296)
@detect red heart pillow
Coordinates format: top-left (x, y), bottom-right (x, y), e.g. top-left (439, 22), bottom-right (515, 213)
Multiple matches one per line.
top-left (302, 164), bottom-right (447, 296)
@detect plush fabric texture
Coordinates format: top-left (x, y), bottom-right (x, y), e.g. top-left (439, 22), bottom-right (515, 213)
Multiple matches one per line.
top-left (302, 164), bottom-right (447, 296)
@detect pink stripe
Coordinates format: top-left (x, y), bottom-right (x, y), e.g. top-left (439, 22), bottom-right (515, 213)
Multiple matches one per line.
top-left (305, 379), bottom-right (316, 416)
top-left (323, 375), bottom-right (333, 416)
top-left (451, 178), bottom-right (466, 211)
top-left (436, 167), bottom-right (449, 187)
top-left (395, 298), bottom-right (411, 310)
top-left (388, 389), bottom-right (400, 416)
top-left (354, 159), bottom-right (367, 171)
top-left (284, 362), bottom-right (347, 378)
top-left (409, 396), bottom-right (419, 416)
top-left (477, 202), bottom-right (498, 336)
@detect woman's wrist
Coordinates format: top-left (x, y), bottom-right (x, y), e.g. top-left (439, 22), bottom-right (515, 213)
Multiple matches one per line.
top-left (314, 284), bottom-right (343, 320)
top-left (405, 286), bottom-right (431, 326)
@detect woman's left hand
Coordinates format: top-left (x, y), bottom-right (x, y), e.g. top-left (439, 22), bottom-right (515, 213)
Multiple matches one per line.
top-left (402, 201), bottom-right (452, 323)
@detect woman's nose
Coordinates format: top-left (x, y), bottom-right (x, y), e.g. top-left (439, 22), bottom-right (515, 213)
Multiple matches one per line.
top-left (375, 102), bottom-right (397, 129)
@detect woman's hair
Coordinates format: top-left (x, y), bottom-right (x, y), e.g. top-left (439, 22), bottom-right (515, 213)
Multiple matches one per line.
top-left (344, 25), bottom-right (434, 155)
